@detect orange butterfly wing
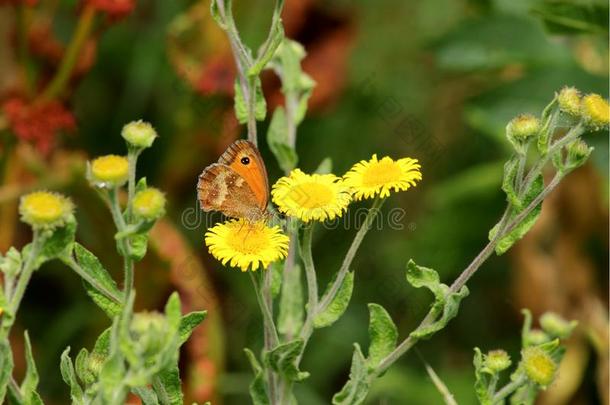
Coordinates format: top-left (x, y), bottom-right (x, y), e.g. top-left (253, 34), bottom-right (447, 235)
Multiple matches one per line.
top-left (197, 140), bottom-right (269, 220)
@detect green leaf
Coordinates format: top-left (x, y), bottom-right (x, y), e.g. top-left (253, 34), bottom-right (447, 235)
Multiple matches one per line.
top-left (314, 272), bottom-right (354, 329)
top-left (234, 78), bottom-right (267, 124)
top-left (0, 338), bottom-right (13, 403)
top-left (269, 261), bottom-right (283, 298)
top-left (244, 348), bottom-right (269, 405)
top-left (209, 0), bottom-right (227, 29)
top-left (266, 107), bottom-right (298, 173)
top-left (154, 365), bottom-right (183, 405)
top-left (37, 215), bottom-right (77, 265)
top-left (21, 332), bottom-right (42, 403)
top-left (495, 175), bottom-right (544, 255)
top-left (60, 348), bottom-right (85, 404)
top-left (135, 177), bottom-right (148, 193)
top-left (531, 0), bottom-right (609, 35)
top-left (133, 386), bottom-right (159, 405)
top-left (178, 311), bottom-right (207, 345)
top-left (0, 247), bottom-right (22, 277)
top-left (332, 344), bottom-right (370, 405)
top-left (406, 260), bottom-right (469, 340)
top-left (265, 339), bottom-right (309, 382)
top-left (128, 233), bottom-right (149, 262)
top-left (73, 243), bottom-right (122, 318)
top-left (315, 158), bottom-right (333, 174)
top-left (501, 157), bottom-right (522, 209)
top-left (473, 348), bottom-right (493, 405)
top-left (278, 263), bottom-right (304, 336)
top-left (74, 348), bottom-right (90, 386)
top-left (366, 304), bottom-right (397, 369)
top-left (164, 292), bottom-right (182, 330)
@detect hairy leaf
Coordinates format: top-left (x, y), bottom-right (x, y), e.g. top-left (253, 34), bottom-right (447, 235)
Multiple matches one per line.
top-left (234, 78), bottom-right (267, 124)
top-left (278, 263), bottom-right (304, 335)
top-left (178, 311), bottom-right (207, 345)
top-left (267, 107), bottom-right (298, 173)
top-left (60, 348), bottom-right (85, 404)
top-left (314, 272), bottom-right (354, 329)
top-left (0, 338), bottom-right (13, 403)
top-left (266, 339), bottom-right (309, 382)
top-left (366, 304), bottom-right (398, 369)
top-left (332, 344), bottom-right (370, 405)
top-left (244, 348), bottom-right (269, 405)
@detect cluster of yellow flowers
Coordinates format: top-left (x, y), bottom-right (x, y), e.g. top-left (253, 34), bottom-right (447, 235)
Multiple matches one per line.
top-left (205, 155), bottom-right (422, 271)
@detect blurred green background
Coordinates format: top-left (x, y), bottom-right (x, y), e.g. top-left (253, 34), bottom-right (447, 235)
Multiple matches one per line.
top-left (1, 0), bottom-right (608, 404)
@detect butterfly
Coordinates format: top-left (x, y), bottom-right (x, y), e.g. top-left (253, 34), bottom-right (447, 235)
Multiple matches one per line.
top-left (197, 140), bottom-right (269, 222)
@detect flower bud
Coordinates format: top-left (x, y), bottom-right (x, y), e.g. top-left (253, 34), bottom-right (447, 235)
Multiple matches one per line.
top-left (565, 139), bottom-right (592, 170)
top-left (557, 87), bottom-right (581, 116)
top-left (581, 93), bottom-right (609, 129)
top-left (132, 188), bottom-right (166, 220)
top-left (540, 312), bottom-right (577, 339)
top-left (521, 346), bottom-right (557, 387)
top-left (121, 120), bottom-right (158, 149)
top-left (485, 349), bottom-right (512, 373)
top-left (130, 312), bottom-right (170, 358)
top-left (0, 247), bottom-right (22, 277)
top-left (89, 155), bottom-right (129, 187)
top-left (506, 114), bottom-right (540, 153)
top-left (525, 329), bottom-right (550, 346)
top-left (19, 191), bottom-right (74, 230)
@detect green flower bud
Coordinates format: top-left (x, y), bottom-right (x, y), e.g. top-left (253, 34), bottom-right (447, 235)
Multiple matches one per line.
top-left (506, 114), bottom-right (541, 153)
top-left (521, 346), bottom-right (557, 387)
top-left (581, 93), bottom-right (609, 129)
top-left (540, 312), bottom-right (577, 339)
top-left (525, 329), bottom-right (550, 346)
top-left (132, 188), bottom-right (166, 220)
top-left (485, 349), bottom-right (512, 373)
top-left (0, 247), bottom-right (22, 277)
top-left (565, 139), bottom-right (592, 170)
top-left (122, 120), bottom-right (158, 149)
top-left (19, 191), bottom-right (74, 230)
top-left (130, 312), bottom-right (170, 359)
top-left (88, 155), bottom-right (129, 187)
top-left (557, 87), bottom-right (581, 116)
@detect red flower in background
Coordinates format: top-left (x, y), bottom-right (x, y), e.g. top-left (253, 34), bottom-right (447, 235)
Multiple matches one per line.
top-left (0, 0), bottom-right (37, 6)
top-left (87, 0), bottom-right (135, 20)
top-left (3, 98), bottom-right (76, 154)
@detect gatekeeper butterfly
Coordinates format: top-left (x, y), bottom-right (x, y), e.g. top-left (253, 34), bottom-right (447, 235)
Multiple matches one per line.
top-left (197, 140), bottom-right (269, 221)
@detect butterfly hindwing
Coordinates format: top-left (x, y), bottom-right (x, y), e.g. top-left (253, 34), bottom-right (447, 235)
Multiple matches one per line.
top-left (197, 163), bottom-right (265, 220)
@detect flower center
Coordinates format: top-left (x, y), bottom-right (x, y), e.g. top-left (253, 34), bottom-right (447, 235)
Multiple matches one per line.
top-left (362, 160), bottom-right (402, 187)
top-left (286, 182), bottom-right (334, 209)
top-left (25, 194), bottom-right (63, 222)
top-left (227, 223), bottom-right (270, 254)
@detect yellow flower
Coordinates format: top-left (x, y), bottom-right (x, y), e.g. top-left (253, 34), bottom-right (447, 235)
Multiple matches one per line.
top-left (271, 169), bottom-right (352, 222)
top-left (343, 154), bottom-right (422, 200)
top-left (581, 93), bottom-right (609, 129)
top-left (521, 347), bottom-right (557, 387)
top-left (557, 86), bottom-right (580, 116)
top-left (205, 219), bottom-right (290, 271)
top-left (132, 188), bottom-right (166, 220)
top-left (89, 155), bottom-right (129, 187)
top-left (19, 191), bottom-right (74, 230)
top-left (122, 120), bottom-right (158, 149)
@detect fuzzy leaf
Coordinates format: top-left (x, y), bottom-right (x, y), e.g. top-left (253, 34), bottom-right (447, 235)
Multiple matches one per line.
top-left (234, 78), bottom-right (267, 124)
top-left (278, 264), bottom-right (304, 335)
top-left (244, 348), bottom-right (269, 405)
top-left (410, 286), bottom-right (469, 340)
top-left (154, 365), bottom-right (183, 405)
top-left (406, 260), bottom-right (445, 303)
top-left (133, 387), bottom-right (159, 405)
top-left (332, 344), bottom-right (370, 405)
top-left (249, 23), bottom-right (285, 77)
top-left (21, 332), bottom-right (43, 404)
top-left (0, 338), bottom-right (13, 403)
top-left (270, 261), bottom-right (283, 298)
top-left (314, 272), bottom-right (354, 329)
top-left (501, 157), bottom-right (522, 209)
top-left (266, 339), bottom-right (309, 382)
top-left (60, 348), bottom-right (85, 404)
top-left (366, 304), bottom-right (398, 369)
top-left (473, 348), bottom-right (493, 405)
top-left (267, 107), bottom-right (298, 173)
top-left (495, 174), bottom-right (544, 255)
top-left (37, 215), bottom-right (77, 264)
top-left (128, 234), bottom-right (149, 262)
top-left (74, 243), bottom-right (122, 318)
top-left (178, 311), bottom-right (207, 345)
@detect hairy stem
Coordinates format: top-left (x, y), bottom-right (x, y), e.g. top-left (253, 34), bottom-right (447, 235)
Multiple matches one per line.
top-left (493, 374), bottom-right (528, 403)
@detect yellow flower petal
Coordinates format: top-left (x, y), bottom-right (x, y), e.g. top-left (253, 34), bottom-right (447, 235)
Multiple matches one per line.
top-left (19, 191), bottom-right (74, 230)
top-left (205, 219), bottom-right (289, 272)
top-left (89, 155), bottom-right (129, 187)
top-left (343, 154), bottom-right (422, 200)
top-left (271, 169), bottom-right (352, 223)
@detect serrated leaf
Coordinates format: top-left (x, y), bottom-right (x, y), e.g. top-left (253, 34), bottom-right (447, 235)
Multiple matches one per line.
top-left (366, 304), bottom-right (397, 369)
top-left (495, 174), bottom-right (544, 255)
top-left (278, 263), bottom-right (304, 335)
top-left (234, 78), bottom-right (267, 124)
top-left (314, 272), bottom-right (354, 329)
top-left (154, 365), bottom-right (182, 405)
top-left (0, 338), bottom-right (13, 403)
top-left (60, 348), bottom-right (85, 404)
top-left (501, 157), bottom-right (522, 209)
top-left (267, 107), bottom-right (298, 173)
top-left (406, 260), bottom-right (469, 340)
top-left (74, 243), bottom-right (122, 318)
top-left (178, 311), bottom-right (207, 345)
top-left (244, 348), bottom-right (269, 405)
top-left (332, 344), bottom-right (370, 405)
top-left (266, 339), bottom-right (309, 382)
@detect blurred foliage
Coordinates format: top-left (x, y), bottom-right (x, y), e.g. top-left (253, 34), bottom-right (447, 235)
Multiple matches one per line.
top-left (0, 0), bottom-right (608, 404)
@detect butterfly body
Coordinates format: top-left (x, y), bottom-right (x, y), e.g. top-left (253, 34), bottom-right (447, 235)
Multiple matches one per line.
top-left (197, 140), bottom-right (269, 221)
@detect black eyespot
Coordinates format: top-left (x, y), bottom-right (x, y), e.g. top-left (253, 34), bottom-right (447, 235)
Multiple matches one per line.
top-left (241, 157), bottom-right (250, 165)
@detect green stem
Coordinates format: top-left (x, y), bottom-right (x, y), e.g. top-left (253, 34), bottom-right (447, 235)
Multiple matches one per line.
top-left (492, 374), bottom-right (527, 403)
top-left (61, 256), bottom-right (123, 304)
top-left (125, 151), bottom-right (139, 222)
top-left (297, 222), bottom-right (318, 343)
top-left (38, 4), bottom-right (96, 102)
top-left (317, 197), bottom-right (385, 315)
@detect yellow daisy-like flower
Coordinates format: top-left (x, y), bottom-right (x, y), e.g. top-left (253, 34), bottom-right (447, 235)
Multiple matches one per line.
top-left (205, 219), bottom-right (290, 272)
top-left (271, 169), bottom-right (352, 222)
top-left (19, 191), bottom-right (74, 230)
top-left (343, 154), bottom-right (422, 200)
top-left (89, 155), bottom-right (129, 187)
